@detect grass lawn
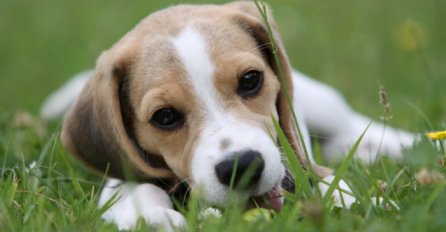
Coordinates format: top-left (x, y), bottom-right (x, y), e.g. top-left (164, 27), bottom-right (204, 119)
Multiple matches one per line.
top-left (1, 0), bottom-right (445, 231)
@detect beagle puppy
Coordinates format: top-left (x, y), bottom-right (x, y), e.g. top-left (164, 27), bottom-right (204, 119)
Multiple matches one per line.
top-left (41, 1), bottom-right (414, 230)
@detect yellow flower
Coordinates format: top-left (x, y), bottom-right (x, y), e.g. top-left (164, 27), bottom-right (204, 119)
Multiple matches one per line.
top-left (425, 131), bottom-right (446, 140)
top-left (393, 19), bottom-right (428, 51)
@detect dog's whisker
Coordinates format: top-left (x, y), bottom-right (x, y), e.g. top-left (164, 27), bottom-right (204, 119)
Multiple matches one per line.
top-left (309, 134), bottom-right (330, 140)
top-left (247, 42), bottom-right (273, 55)
top-left (182, 185), bottom-right (192, 206)
top-left (169, 177), bottom-right (192, 193)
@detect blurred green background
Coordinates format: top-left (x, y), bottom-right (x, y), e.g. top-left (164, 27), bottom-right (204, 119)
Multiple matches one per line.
top-left (0, 0), bottom-right (445, 130)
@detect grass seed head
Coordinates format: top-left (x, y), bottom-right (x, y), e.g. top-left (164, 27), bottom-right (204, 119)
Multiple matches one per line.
top-left (378, 85), bottom-right (393, 121)
top-left (415, 168), bottom-right (445, 186)
top-left (302, 200), bottom-right (324, 223)
top-left (377, 180), bottom-right (388, 193)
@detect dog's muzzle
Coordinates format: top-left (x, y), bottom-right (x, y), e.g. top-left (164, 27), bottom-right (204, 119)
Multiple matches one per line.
top-left (214, 149), bottom-right (284, 210)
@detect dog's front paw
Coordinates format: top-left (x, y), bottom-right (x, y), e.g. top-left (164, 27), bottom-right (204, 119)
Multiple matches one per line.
top-left (141, 207), bottom-right (186, 231)
top-left (318, 175), bottom-right (356, 208)
top-left (99, 181), bottom-right (186, 231)
top-left (102, 206), bottom-right (186, 231)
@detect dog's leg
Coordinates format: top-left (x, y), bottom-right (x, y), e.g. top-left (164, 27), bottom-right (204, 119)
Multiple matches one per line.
top-left (292, 70), bottom-right (415, 163)
top-left (99, 179), bottom-right (185, 231)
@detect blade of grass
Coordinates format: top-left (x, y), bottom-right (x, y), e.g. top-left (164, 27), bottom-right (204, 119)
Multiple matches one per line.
top-left (254, 0), bottom-right (314, 175)
top-left (229, 157), bottom-right (240, 190)
top-left (423, 182), bottom-right (446, 214)
top-left (1, 145), bottom-right (8, 175)
top-left (35, 131), bottom-right (59, 166)
top-left (95, 190), bottom-right (120, 217)
top-left (323, 123), bottom-right (370, 202)
top-left (273, 116), bottom-right (312, 197)
top-left (59, 147), bottom-right (86, 198)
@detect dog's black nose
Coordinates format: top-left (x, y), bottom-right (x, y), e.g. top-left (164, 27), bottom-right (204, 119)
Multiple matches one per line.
top-left (215, 150), bottom-right (264, 188)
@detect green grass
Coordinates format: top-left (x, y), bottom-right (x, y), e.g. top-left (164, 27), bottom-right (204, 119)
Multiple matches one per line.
top-left (1, 0), bottom-right (446, 231)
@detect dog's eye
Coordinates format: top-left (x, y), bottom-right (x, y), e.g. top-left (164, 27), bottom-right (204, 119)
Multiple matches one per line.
top-left (150, 108), bottom-right (183, 130)
top-left (237, 70), bottom-right (263, 98)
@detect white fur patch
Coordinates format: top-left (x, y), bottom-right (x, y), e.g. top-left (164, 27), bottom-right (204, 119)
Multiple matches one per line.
top-left (171, 26), bottom-right (221, 119)
top-left (191, 119), bottom-right (285, 204)
top-left (99, 179), bottom-right (185, 231)
top-left (171, 27), bottom-right (285, 204)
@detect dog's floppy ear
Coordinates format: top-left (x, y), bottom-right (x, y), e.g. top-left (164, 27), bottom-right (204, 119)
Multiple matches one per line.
top-left (227, 1), bottom-right (332, 177)
top-left (61, 44), bottom-right (175, 181)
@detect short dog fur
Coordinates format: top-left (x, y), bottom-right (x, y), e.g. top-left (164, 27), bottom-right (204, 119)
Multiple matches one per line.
top-left (42, 1), bottom-right (414, 230)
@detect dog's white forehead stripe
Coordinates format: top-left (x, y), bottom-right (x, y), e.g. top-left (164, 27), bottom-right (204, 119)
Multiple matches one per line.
top-left (171, 26), bottom-right (222, 118)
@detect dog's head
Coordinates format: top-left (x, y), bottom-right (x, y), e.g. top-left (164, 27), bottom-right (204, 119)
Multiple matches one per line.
top-left (62, 2), bottom-right (330, 209)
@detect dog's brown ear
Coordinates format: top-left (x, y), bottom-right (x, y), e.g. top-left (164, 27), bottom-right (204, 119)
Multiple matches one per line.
top-left (61, 45), bottom-right (175, 181)
top-left (227, 1), bottom-right (332, 177)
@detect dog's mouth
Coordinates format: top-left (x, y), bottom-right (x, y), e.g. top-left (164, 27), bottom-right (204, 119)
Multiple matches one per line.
top-left (249, 185), bottom-right (284, 210)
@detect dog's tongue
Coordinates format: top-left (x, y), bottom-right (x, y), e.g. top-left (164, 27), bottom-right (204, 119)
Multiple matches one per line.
top-left (254, 188), bottom-right (283, 211)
